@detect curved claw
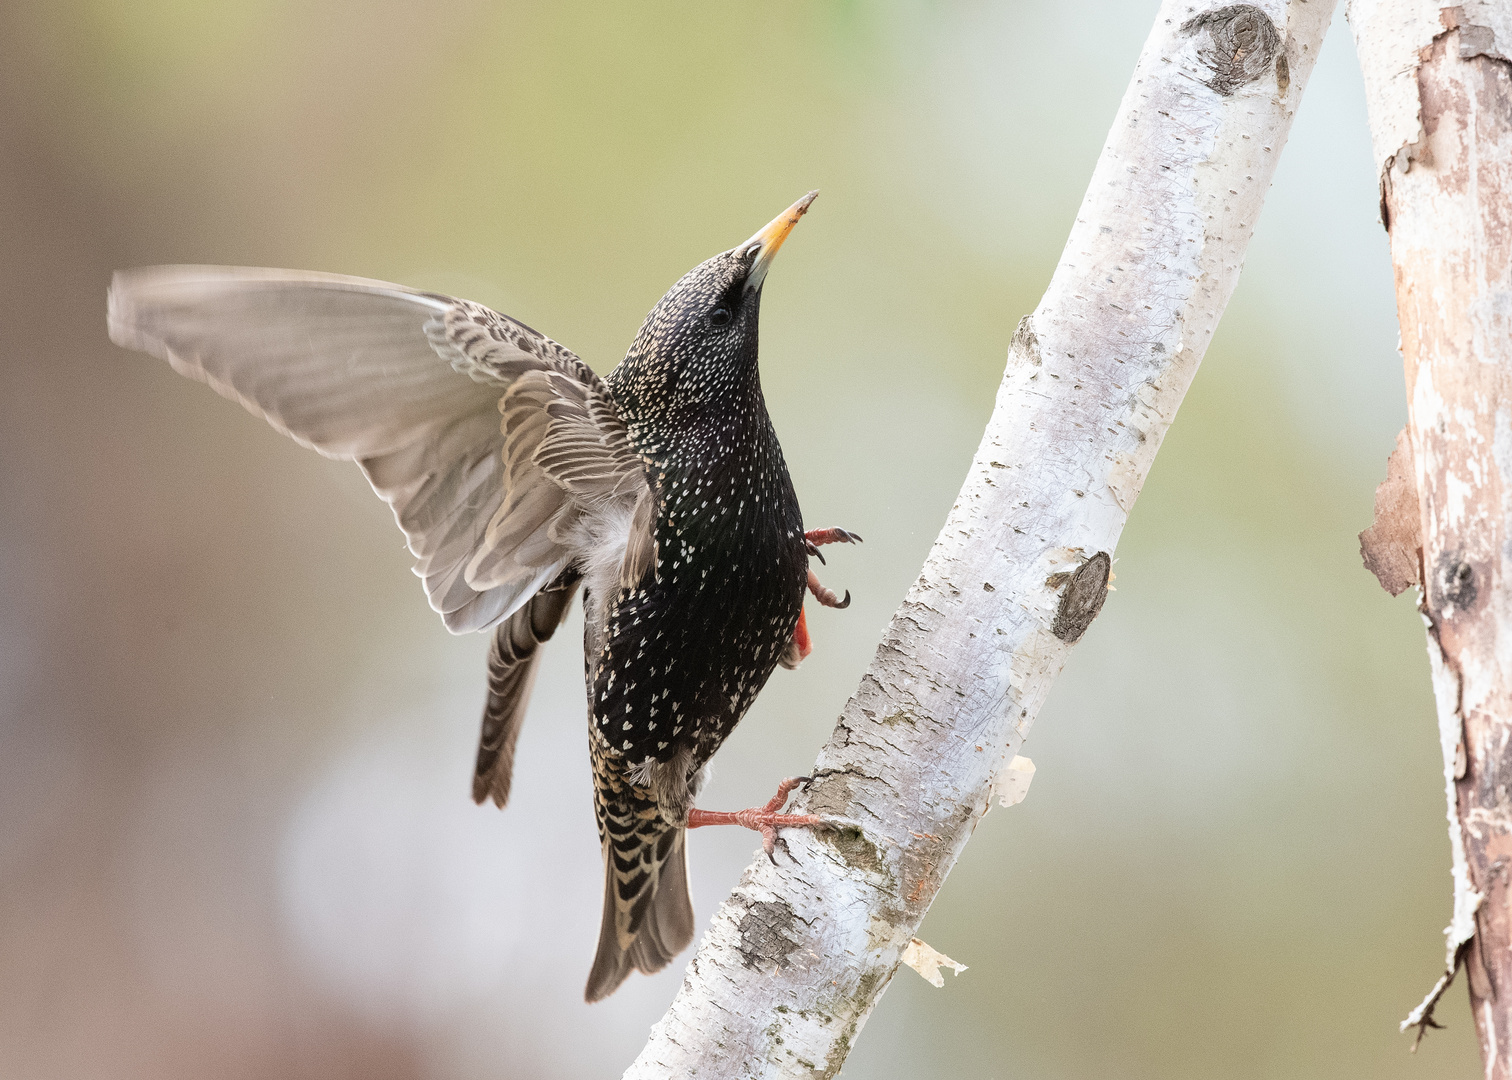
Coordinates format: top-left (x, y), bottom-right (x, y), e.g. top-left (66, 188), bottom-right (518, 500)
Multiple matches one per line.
top-left (769, 832), bottom-right (798, 864)
top-left (805, 540), bottom-right (826, 565)
top-left (805, 527), bottom-right (864, 548)
top-left (807, 569), bottom-right (851, 610)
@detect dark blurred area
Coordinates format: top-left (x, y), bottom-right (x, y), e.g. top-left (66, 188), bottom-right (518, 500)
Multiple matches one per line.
top-left (0, 1), bottom-right (1480, 1077)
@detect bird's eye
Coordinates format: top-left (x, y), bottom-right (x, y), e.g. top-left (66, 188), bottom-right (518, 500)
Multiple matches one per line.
top-left (709, 306), bottom-right (732, 327)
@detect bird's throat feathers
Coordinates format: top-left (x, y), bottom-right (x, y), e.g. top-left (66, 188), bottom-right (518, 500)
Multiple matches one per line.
top-left (607, 248), bottom-right (767, 443)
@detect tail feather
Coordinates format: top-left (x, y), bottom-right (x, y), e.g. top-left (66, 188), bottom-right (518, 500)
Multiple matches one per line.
top-left (472, 570), bottom-right (580, 807)
top-left (584, 829), bottom-right (695, 1002)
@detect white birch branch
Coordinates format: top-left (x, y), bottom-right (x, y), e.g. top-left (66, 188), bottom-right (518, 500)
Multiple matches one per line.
top-left (1349, 0), bottom-right (1512, 1064)
top-left (626, 3), bottom-right (1337, 1075)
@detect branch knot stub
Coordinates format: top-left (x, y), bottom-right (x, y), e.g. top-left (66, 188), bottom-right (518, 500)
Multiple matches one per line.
top-left (1432, 551), bottom-right (1479, 618)
top-left (1009, 315), bottom-right (1042, 368)
top-left (736, 900), bottom-right (802, 971)
top-left (1050, 552), bottom-right (1111, 644)
top-left (1181, 4), bottom-right (1284, 96)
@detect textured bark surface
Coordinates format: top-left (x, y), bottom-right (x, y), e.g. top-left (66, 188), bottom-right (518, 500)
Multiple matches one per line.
top-left (1349, 0), bottom-right (1512, 1067)
top-left (625, 3), bottom-right (1336, 1076)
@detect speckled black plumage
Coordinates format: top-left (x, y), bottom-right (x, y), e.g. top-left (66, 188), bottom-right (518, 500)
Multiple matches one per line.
top-left (582, 239), bottom-right (811, 1000)
top-left (598, 252), bottom-right (807, 762)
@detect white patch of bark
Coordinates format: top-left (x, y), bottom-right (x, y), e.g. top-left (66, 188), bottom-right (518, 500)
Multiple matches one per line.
top-left (989, 754), bottom-right (1036, 809)
top-left (1350, 0), bottom-right (1512, 172)
top-left (624, 3), bottom-right (1337, 1076)
top-left (899, 939), bottom-right (967, 988)
top-left (1400, 622), bottom-right (1481, 1035)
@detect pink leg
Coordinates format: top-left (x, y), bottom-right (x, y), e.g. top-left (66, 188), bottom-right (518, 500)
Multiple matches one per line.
top-left (807, 569), bottom-right (850, 609)
top-left (687, 776), bottom-right (824, 862)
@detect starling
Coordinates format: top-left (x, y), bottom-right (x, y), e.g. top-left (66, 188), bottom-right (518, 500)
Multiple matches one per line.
top-left (106, 192), bottom-right (861, 1002)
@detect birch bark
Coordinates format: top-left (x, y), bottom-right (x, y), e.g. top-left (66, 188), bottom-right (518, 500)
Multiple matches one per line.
top-left (1349, 1), bottom-right (1512, 1068)
top-left (627, 3), bottom-right (1336, 1075)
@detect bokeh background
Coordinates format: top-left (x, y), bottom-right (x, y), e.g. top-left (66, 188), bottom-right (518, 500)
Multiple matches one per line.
top-left (0, 1), bottom-right (1477, 1077)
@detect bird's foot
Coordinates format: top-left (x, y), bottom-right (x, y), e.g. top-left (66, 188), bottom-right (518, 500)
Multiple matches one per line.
top-left (686, 776), bottom-right (825, 863)
top-left (804, 529), bottom-right (859, 604)
top-left (807, 569), bottom-right (850, 609)
top-left (805, 527), bottom-right (863, 547)
top-left (803, 527), bottom-right (863, 565)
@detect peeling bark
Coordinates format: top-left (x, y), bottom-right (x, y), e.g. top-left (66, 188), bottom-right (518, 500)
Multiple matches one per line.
top-left (1361, 427), bottom-right (1423, 596)
top-left (624, 3), bottom-right (1337, 1076)
top-left (1348, 0), bottom-right (1512, 1068)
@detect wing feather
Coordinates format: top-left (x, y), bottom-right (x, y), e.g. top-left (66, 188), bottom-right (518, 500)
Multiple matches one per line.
top-left (108, 265), bottom-right (649, 634)
top-left (108, 266), bottom-right (484, 459)
top-left (472, 571), bottom-right (582, 808)
top-left (620, 488), bottom-right (657, 591)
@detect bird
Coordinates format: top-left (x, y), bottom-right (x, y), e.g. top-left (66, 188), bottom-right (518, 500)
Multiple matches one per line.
top-left (106, 191), bottom-right (862, 1002)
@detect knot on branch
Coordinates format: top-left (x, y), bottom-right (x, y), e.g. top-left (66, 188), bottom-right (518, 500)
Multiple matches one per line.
top-left (1433, 551), bottom-right (1480, 618)
top-left (1009, 315), bottom-right (1041, 368)
top-left (737, 900), bottom-right (802, 971)
top-left (1049, 552), bottom-right (1111, 644)
top-left (1181, 5), bottom-right (1284, 96)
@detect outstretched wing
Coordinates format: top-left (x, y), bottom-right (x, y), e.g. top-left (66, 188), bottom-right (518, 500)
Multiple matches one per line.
top-left (107, 266), bottom-right (648, 633)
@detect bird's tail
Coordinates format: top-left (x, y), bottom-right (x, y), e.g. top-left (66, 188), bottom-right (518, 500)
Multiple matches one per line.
top-left (584, 826), bottom-right (696, 1002)
top-left (472, 572), bottom-right (580, 808)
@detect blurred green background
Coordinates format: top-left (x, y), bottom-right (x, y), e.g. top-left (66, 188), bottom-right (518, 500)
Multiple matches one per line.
top-left (0, 1), bottom-right (1476, 1077)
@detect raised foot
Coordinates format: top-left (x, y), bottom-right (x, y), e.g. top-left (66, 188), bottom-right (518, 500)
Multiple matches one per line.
top-left (807, 569), bottom-right (850, 610)
top-left (805, 527), bottom-right (863, 547)
top-left (804, 527), bottom-right (863, 565)
top-left (686, 776), bottom-right (825, 863)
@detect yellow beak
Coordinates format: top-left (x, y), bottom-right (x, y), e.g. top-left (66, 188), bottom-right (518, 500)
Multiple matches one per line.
top-left (742, 190), bottom-right (818, 293)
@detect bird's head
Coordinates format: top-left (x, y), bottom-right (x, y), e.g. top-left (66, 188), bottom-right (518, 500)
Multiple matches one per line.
top-left (610, 191), bottom-right (817, 443)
